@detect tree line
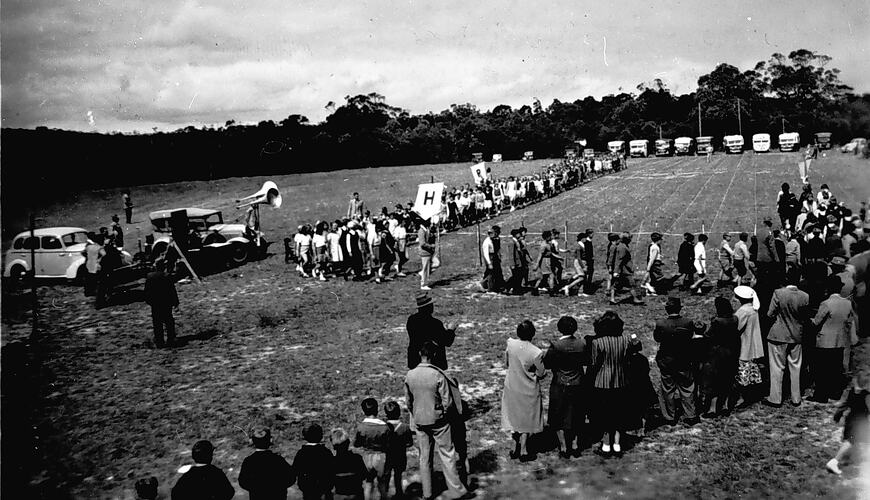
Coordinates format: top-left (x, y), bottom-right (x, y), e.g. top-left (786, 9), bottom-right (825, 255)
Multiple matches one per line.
top-left (3, 49), bottom-right (869, 200)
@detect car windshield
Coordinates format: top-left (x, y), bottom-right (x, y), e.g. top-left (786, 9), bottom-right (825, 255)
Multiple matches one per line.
top-left (62, 231), bottom-right (89, 246)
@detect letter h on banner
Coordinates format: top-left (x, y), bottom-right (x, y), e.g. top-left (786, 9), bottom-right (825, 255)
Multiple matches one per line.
top-left (414, 182), bottom-right (445, 221)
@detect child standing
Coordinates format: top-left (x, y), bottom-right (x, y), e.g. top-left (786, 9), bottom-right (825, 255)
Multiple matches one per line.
top-left (353, 398), bottom-right (393, 499)
top-left (331, 428), bottom-right (367, 500)
top-left (384, 401), bottom-right (413, 498)
top-left (292, 424), bottom-right (334, 500)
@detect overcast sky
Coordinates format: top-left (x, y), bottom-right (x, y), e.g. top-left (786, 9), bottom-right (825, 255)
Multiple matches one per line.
top-left (2, 0), bottom-right (868, 132)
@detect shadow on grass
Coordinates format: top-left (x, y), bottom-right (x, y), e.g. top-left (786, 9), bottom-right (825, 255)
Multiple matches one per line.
top-left (427, 272), bottom-right (478, 288)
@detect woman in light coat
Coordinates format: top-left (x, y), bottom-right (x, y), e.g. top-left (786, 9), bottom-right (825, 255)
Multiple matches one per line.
top-left (731, 286), bottom-right (765, 409)
top-left (501, 320), bottom-right (546, 462)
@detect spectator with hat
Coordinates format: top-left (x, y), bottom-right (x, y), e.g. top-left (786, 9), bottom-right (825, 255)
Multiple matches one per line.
top-left (238, 428), bottom-right (295, 500)
top-left (654, 297), bottom-right (701, 425)
top-left (406, 292), bottom-right (456, 370)
top-left (171, 440), bottom-right (235, 500)
top-left (144, 258), bottom-right (179, 348)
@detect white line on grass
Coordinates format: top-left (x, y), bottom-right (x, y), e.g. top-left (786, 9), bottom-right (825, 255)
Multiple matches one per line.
top-left (661, 154), bottom-right (727, 236)
top-left (708, 154), bottom-right (745, 236)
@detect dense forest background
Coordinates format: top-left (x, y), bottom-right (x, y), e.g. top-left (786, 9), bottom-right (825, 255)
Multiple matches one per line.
top-left (3, 49), bottom-right (869, 200)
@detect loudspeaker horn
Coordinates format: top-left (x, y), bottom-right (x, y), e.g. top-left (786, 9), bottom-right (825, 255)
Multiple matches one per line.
top-left (236, 181), bottom-right (282, 209)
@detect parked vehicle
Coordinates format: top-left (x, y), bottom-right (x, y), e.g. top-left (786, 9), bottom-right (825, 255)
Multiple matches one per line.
top-left (723, 135), bottom-right (745, 154)
top-left (629, 139), bottom-right (650, 158)
top-left (471, 152), bottom-right (484, 163)
top-left (564, 147), bottom-right (578, 158)
top-left (695, 136), bottom-right (714, 156)
top-left (3, 227), bottom-right (131, 283)
top-left (522, 151), bottom-right (534, 161)
top-left (149, 207), bottom-right (270, 266)
top-left (655, 138), bottom-right (674, 156)
top-left (840, 137), bottom-right (867, 154)
top-left (491, 153), bottom-right (503, 162)
top-left (814, 132), bottom-right (832, 150)
top-left (583, 148), bottom-right (595, 159)
top-left (607, 140), bottom-right (626, 156)
top-left (778, 132), bottom-right (800, 152)
top-left (674, 137), bottom-right (695, 155)
top-left (752, 133), bottom-right (771, 153)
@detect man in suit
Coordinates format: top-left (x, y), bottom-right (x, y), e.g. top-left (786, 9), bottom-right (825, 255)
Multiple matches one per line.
top-left (238, 428), bottom-right (295, 500)
top-left (764, 269), bottom-right (810, 407)
top-left (654, 297), bottom-right (700, 425)
top-left (404, 342), bottom-right (468, 500)
top-left (347, 192), bottom-right (365, 220)
top-left (144, 258), bottom-right (179, 348)
top-left (504, 228), bottom-right (525, 295)
top-left (407, 293), bottom-right (456, 370)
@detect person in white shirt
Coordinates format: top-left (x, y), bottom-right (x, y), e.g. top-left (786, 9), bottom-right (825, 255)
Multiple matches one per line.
top-left (294, 226), bottom-right (312, 277)
top-left (643, 232), bottom-right (664, 295)
top-left (327, 221), bottom-right (342, 276)
top-left (817, 184), bottom-right (833, 209)
top-left (718, 233), bottom-right (735, 285)
top-left (690, 234), bottom-right (709, 294)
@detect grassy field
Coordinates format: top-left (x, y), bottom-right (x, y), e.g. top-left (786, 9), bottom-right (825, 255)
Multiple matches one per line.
top-left (3, 152), bottom-right (870, 499)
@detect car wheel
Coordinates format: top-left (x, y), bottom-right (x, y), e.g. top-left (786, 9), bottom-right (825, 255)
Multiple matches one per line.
top-left (230, 243), bottom-right (249, 265)
top-left (9, 264), bottom-right (27, 286)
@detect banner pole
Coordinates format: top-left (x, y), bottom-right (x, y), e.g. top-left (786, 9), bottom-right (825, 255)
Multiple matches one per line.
top-left (565, 220), bottom-right (569, 247)
top-left (476, 222), bottom-right (482, 266)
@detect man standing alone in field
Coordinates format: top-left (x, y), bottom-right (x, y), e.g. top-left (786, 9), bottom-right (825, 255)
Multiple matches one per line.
top-left (122, 189), bottom-right (134, 224)
top-left (144, 259), bottom-right (179, 348)
top-left (347, 192), bottom-right (365, 220)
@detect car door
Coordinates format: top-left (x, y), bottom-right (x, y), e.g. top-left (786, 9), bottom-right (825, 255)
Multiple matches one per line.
top-left (40, 236), bottom-right (66, 277)
top-left (17, 236), bottom-right (41, 275)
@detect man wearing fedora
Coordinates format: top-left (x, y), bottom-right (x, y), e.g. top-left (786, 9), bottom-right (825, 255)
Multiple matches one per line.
top-left (654, 297), bottom-right (701, 425)
top-left (407, 292), bottom-right (456, 370)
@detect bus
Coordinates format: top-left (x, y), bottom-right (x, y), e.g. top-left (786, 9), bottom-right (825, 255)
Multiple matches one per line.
top-left (607, 140), bottom-right (626, 156)
top-left (675, 137), bottom-right (695, 155)
top-left (655, 138), bottom-right (674, 156)
top-left (814, 132), bottom-right (832, 150)
top-left (629, 139), bottom-right (650, 158)
top-left (696, 136), bottom-right (714, 155)
top-left (778, 132), bottom-right (800, 152)
top-left (723, 135), bottom-right (744, 154)
top-left (752, 133), bottom-right (771, 153)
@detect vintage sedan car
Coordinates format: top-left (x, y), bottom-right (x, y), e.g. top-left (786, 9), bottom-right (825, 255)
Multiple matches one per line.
top-left (841, 138), bottom-right (867, 154)
top-left (4, 227), bottom-right (91, 282)
top-left (149, 207), bottom-right (269, 266)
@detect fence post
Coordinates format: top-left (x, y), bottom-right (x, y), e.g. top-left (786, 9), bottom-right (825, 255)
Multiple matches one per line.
top-left (565, 220), bottom-right (569, 247)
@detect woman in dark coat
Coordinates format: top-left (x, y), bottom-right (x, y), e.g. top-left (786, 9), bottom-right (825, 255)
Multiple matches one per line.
top-left (588, 311), bottom-right (642, 457)
top-left (542, 316), bottom-right (590, 458)
top-left (699, 297), bottom-right (741, 417)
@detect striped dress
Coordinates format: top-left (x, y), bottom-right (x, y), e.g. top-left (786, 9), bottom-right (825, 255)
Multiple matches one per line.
top-left (589, 334), bottom-right (641, 429)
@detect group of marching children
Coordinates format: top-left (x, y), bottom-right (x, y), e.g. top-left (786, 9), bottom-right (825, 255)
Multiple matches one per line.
top-left (288, 208), bottom-right (418, 284)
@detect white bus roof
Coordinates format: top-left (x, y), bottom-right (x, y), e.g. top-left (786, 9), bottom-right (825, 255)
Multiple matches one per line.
top-left (675, 137), bottom-right (693, 143)
top-left (607, 140), bottom-right (625, 146)
top-left (752, 133), bottom-right (771, 139)
top-left (779, 132), bottom-right (799, 140)
top-left (629, 139), bottom-right (648, 145)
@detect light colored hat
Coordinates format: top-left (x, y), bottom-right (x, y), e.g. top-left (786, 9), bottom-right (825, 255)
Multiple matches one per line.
top-left (734, 285), bottom-right (760, 310)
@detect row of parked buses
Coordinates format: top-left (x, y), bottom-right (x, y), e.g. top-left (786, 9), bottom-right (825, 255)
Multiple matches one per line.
top-left (604, 132), bottom-right (833, 158)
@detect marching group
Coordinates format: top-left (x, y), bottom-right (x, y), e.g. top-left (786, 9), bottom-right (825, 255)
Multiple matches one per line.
top-left (286, 155), bottom-right (626, 289)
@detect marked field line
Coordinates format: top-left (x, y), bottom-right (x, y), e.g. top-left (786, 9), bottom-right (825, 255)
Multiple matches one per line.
top-left (708, 154), bottom-right (745, 235)
top-left (660, 154), bottom-right (730, 236)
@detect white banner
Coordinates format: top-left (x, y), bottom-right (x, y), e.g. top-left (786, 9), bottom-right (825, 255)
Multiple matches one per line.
top-left (470, 162), bottom-right (491, 184)
top-left (413, 182), bottom-right (445, 221)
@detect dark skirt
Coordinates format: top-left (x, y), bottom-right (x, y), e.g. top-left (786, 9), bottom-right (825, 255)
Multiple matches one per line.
top-left (700, 348), bottom-right (738, 397)
top-left (591, 387), bottom-right (630, 431)
top-left (547, 383), bottom-right (586, 431)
